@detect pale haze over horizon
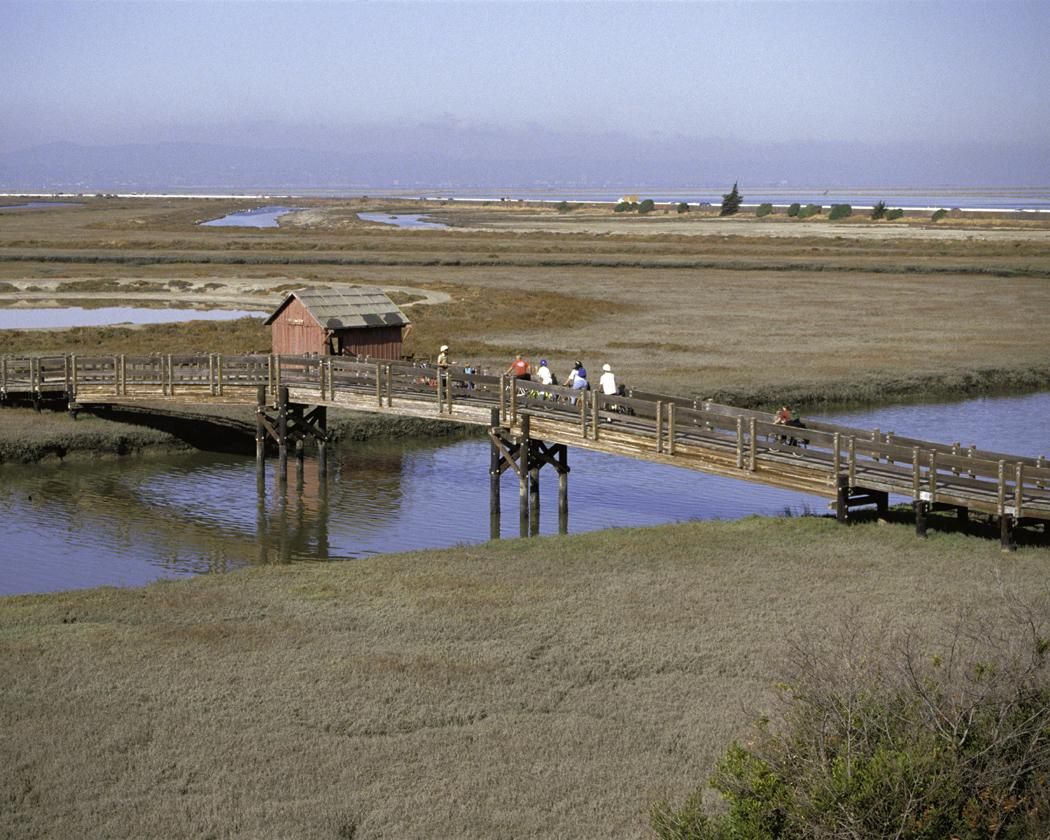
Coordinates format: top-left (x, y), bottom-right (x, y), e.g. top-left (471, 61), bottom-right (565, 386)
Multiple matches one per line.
top-left (2, 0), bottom-right (1049, 189)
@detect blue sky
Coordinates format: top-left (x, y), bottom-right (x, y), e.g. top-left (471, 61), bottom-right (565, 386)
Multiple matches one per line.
top-left (1, 0), bottom-right (1048, 187)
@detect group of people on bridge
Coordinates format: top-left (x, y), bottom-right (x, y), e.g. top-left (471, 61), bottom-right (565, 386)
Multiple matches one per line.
top-left (435, 345), bottom-right (622, 401)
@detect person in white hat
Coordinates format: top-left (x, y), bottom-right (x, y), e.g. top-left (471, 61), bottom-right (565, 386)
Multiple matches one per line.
top-left (436, 344), bottom-right (450, 370)
top-left (599, 363), bottom-right (617, 396)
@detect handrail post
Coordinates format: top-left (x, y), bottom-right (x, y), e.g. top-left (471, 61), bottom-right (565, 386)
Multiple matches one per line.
top-left (667, 402), bottom-right (676, 455)
top-left (386, 365), bottom-right (393, 407)
top-left (735, 416), bottom-right (744, 469)
top-left (446, 370), bottom-right (453, 414)
top-left (1014, 462), bottom-right (1024, 518)
top-left (499, 374), bottom-right (507, 425)
top-left (70, 354), bottom-right (78, 398)
top-left (748, 417), bottom-right (757, 471)
top-left (216, 355), bottom-right (223, 397)
top-left (579, 390), bottom-right (587, 438)
top-left (375, 363), bottom-right (382, 406)
top-left (436, 365), bottom-right (443, 412)
top-left (848, 436), bottom-right (856, 487)
top-left (928, 452), bottom-right (938, 504)
top-left (655, 400), bottom-right (663, 453)
top-left (113, 355), bottom-right (120, 396)
top-left (209, 354), bottom-right (216, 396)
top-left (832, 433), bottom-right (841, 478)
top-left (997, 460), bottom-right (1006, 516)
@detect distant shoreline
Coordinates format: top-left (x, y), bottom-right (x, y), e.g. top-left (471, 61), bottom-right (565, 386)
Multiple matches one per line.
top-left (2, 188), bottom-right (1049, 214)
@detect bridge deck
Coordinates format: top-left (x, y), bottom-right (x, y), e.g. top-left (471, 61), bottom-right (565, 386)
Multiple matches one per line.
top-left (3, 352), bottom-right (1049, 524)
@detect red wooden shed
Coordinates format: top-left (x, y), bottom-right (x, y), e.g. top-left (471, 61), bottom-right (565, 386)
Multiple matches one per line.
top-left (264, 286), bottom-right (410, 359)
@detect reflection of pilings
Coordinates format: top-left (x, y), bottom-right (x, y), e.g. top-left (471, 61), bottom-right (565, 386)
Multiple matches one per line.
top-left (489, 408), bottom-right (501, 540)
top-left (317, 475), bottom-right (330, 559)
top-left (256, 465), bottom-right (269, 564)
top-left (317, 406), bottom-right (328, 479)
top-left (558, 447), bottom-right (569, 535)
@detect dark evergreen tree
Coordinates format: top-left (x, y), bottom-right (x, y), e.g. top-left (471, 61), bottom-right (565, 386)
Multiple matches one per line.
top-left (719, 182), bottom-right (742, 216)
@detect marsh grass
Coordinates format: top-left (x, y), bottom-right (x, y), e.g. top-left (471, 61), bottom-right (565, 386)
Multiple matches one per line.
top-left (2, 517), bottom-right (1048, 838)
top-left (1, 197), bottom-right (1049, 405)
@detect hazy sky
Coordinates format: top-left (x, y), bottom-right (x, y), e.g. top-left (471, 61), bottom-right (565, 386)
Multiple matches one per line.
top-left (2, 0), bottom-right (1048, 156)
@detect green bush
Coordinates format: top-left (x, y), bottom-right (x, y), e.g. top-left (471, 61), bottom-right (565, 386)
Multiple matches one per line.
top-left (755, 203), bottom-right (774, 218)
top-left (828, 204), bottom-right (852, 220)
top-left (556, 201), bottom-right (572, 213)
top-left (886, 207), bottom-right (905, 220)
top-left (614, 202), bottom-right (630, 213)
top-left (870, 200), bottom-right (887, 220)
top-left (786, 203), bottom-right (800, 218)
top-left (639, 198), bottom-right (656, 215)
top-left (931, 208), bottom-right (948, 222)
top-left (676, 202), bottom-right (690, 214)
top-left (652, 603), bottom-right (1050, 840)
top-left (797, 204), bottom-right (822, 218)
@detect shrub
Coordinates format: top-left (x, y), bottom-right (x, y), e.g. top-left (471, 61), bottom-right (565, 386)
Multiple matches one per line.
top-left (886, 207), bottom-right (905, 220)
top-left (931, 208), bottom-right (948, 222)
top-left (870, 200), bottom-right (887, 220)
top-left (786, 203), bottom-right (800, 218)
top-left (828, 204), bottom-right (852, 220)
top-left (797, 204), bottom-right (822, 218)
top-left (614, 202), bottom-right (630, 213)
top-left (755, 203), bottom-right (774, 218)
top-left (639, 198), bottom-right (656, 215)
top-left (652, 602), bottom-right (1050, 840)
top-left (556, 201), bottom-right (572, 213)
top-left (676, 202), bottom-right (690, 214)
top-left (719, 182), bottom-right (742, 216)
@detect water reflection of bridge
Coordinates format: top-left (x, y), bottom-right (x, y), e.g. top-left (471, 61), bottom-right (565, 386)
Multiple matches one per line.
top-left (3, 352), bottom-right (1049, 548)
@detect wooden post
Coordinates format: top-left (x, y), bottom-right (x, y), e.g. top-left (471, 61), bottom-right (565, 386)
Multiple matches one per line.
top-left (748, 417), bottom-right (757, 471)
top-left (510, 377), bottom-right (518, 425)
top-left (928, 451), bottom-right (937, 505)
top-left (1000, 514), bottom-right (1014, 551)
top-left (216, 355), bottom-right (223, 397)
top-left (167, 354), bottom-right (174, 397)
top-left (915, 499), bottom-right (928, 537)
top-left (1015, 463), bottom-right (1024, 519)
top-left (832, 433), bottom-right (841, 479)
top-left (912, 447), bottom-right (921, 501)
top-left (436, 365), bottom-right (444, 412)
top-left (667, 403), bottom-right (676, 456)
top-left (592, 392), bottom-right (600, 441)
top-left (70, 354), bottom-right (78, 401)
top-left (735, 416), bottom-right (744, 469)
top-left (579, 390), bottom-right (586, 438)
top-left (836, 475), bottom-right (849, 525)
top-left (519, 414), bottom-right (530, 526)
top-left (209, 354), bottom-right (216, 396)
top-left (997, 460), bottom-right (1006, 518)
top-left (499, 374), bottom-right (507, 425)
top-left (278, 385), bottom-right (289, 484)
top-left (113, 355), bottom-right (120, 395)
top-left (557, 445), bottom-right (569, 535)
top-left (489, 408), bottom-right (501, 528)
top-left (655, 400), bottom-right (663, 453)
top-left (255, 385), bottom-right (266, 473)
top-left (317, 405), bottom-right (328, 479)
top-left (848, 436), bottom-right (856, 487)
top-left (446, 371), bottom-right (453, 415)
top-left (375, 363), bottom-right (383, 406)
top-left (386, 365), bottom-right (393, 407)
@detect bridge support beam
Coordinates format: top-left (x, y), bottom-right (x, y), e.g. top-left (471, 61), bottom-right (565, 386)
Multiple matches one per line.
top-left (1000, 515), bottom-right (1015, 552)
top-left (488, 411), bottom-right (570, 539)
top-left (914, 500), bottom-right (928, 538)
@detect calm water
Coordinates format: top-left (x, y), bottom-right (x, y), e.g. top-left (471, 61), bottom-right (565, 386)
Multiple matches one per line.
top-left (357, 212), bottom-right (449, 229)
top-left (0, 307), bottom-right (264, 329)
top-left (201, 206), bottom-right (301, 227)
top-left (1, 392), bottom-right (1047, 596)
top-left (0, 201), bottom-right (82, 211)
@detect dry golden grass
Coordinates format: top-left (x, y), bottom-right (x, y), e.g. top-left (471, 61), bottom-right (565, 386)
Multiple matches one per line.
top-left (1, 196), bottom-right (1049, 405)
top-left (2, 516), bottom-right (1048, 838)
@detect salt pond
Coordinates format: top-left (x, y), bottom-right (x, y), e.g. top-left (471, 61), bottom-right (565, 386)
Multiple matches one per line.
top-left (0, 307), bottom-right (264, 330)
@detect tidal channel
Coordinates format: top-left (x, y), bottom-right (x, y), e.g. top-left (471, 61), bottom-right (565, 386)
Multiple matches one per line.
top-left (2, 392), bottom-right (1048, 596)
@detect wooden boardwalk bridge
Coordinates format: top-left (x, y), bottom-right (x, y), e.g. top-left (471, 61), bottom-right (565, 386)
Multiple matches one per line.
top-left (3, 352), bottom-right (1049, 547)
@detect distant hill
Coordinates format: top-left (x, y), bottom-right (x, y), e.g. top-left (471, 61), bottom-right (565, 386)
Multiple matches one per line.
top-left (1, 138), bottom-right (1047, 194)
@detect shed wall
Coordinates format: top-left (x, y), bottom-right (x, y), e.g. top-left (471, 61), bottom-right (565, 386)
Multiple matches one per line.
top-left (270, 297), bottom-right (325, 355)
top-left (337, 326), bottom-right (403, 360)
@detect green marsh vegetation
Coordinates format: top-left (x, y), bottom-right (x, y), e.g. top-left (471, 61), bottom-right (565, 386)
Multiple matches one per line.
top-left (3, 517), bottom-right (1048, 838)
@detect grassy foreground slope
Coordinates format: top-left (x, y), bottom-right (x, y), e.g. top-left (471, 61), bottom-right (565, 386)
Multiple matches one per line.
top-left (3, 517), bottom-right (1048, 839)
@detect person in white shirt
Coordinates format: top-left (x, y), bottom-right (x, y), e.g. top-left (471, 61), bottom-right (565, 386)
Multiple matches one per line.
top-left (599, 363), bottom-right (617, 395)
top-left (535, 359), bottom-right (553, 386)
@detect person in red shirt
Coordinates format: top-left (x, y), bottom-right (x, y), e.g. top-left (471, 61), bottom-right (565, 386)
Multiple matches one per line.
top-left (505, 354), bottom-right (531, 381)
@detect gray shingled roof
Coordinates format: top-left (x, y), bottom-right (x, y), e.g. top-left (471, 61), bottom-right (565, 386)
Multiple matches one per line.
top-left (265, 286), bottom-right (409, 329)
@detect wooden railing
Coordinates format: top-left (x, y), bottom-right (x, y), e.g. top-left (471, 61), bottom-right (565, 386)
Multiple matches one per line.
top-left (2, 352), bottom-right (1048, 523)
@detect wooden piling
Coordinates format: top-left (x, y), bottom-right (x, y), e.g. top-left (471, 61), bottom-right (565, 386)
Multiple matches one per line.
top-left (317, 405), bottom-right (328, 479)
top-left (278, 385), bottom-right (289, 483)
top-left (255, 385), bottom-right (267, 473)
top-left (519, 414), bottom-right (530, 524)
top-left (489, 408), bottom-right (501, 522)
